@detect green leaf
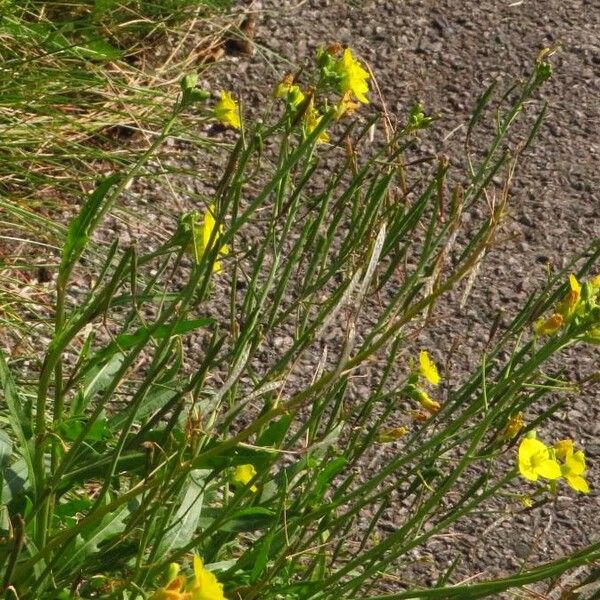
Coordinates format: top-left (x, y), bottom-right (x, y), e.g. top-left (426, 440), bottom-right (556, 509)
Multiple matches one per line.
top-left (222, 506), bottom-right (275, 532)
top-left (309, 422), bottom-right (343, 458)
top-left (0, 350), bottom-right (32, 440)
top-left (59, 414), bottom-right (110, 443)
top-left (159, 469), bottom-right (209, 554)
top-left (59, 174), bottom-right (120, 287)
top-left (310, 456), bottom-right (347, 501)
top-left (91, 318), bottom-right (213, 368)
top-left (61, 504), bottom-right (129, 571)
top-left (249, 487), bottom-right (288, 582)
top-left (71, 352), bottom-right (125, 416)
top-left (2, 457), bottom-right (29, 503)
top-left (55, 497), bottom-right (93, 519)
top-left (256, 414), bottom-right (293, 448)
top-left (250, 530), bottom-right (273, 582)
top-left (467, 79), bottom-right (497, 139)
top-left (192, 444), bottom-right (277, 473)
top-left (0, 351), bottom-right (34, 502)
top-left (108, 385), bottom-right (178, 430)
top-left (0, 429), bottom-right (12, 467)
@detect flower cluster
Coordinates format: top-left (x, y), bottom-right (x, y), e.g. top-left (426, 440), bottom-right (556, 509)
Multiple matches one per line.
top-left (179, 73), bottom-right (242, 131)
top-left (150, 556), bottom-right (227, 600)
top-left (518, 436), bottom-right (589, 494)
top-left (272, 45), bottom-right (370, 144)
top-left (273, 75), bottom-right (330, 143)
top-left (331, 47), bottom-right (370, 104)
top-left (378, 350), bottom-right (442, 440)
top-left (535, 273), bottom-right (600, 340)
top-left (209, 46), bottom-right (372, 141)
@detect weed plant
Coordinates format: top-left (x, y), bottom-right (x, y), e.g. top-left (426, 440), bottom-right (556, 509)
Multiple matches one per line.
top-left (0, 41), bottom-right (599, 600)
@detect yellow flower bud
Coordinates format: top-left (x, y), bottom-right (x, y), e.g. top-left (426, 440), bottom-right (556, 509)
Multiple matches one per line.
top-left (502, 412), bottom-right (524, 439)
top-left (304, 101), bottom-right (329, 144)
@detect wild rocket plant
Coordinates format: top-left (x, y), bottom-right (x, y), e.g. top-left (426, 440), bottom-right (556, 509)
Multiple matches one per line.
top-left (0, 45), bottom-right (599, 600)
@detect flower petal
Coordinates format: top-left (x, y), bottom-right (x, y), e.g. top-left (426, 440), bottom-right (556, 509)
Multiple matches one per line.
top-left (518, 461), bottom-right (539, 481)
top-left (537, 458), bottom-right (561, 480)
top-left (569, 273), bottom-right (581, 294)
top-left (419, 350), bottom-right (440, 385)
top-left (519, 437), bottom-right (548, 461)
top-left (554, 439), bottom-right (574, 461)
top-left (193, 555), bottom-right (204, 582)
top-left (566, 474), bottom-right (590, 494)
top-left (566, 450), bottom-right (586, 476)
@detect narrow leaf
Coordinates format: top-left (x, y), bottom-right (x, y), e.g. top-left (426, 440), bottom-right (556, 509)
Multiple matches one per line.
top-left (58, 174), bottom-right (120, 286)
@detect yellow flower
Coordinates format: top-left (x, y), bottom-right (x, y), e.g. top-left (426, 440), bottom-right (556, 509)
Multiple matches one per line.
top-left (334, 90), bottom-right (360, 119)
top-left (534, 313), bottom-right (564, 336)
top-left (192, 205), bottom-right (229, 272)
top-left (233, 464), bottom-right (257, 492)
top-left (378, 425), bottom-right (409, 443)
top-left (418, 350), bottom-right (440, 385)
top-left (304, 101), bottom-right (329, 143)
top-left (518, 437), bottom-right (561, 482)
top-left (569, 273), bottom-right (581, 294)
top-left (561, 448), bottom-right (590, 494)
top-left (333, 48), bottom-right (370, 104)
top-left (149, 564), bottom-right (190, 600)
top-left (149, 580), bottom-right (190, 600)
top-left (150, 557), bottom-right (226, 600)
top-left (554, 439), bottom-right (575, 461)
top-left (416, 389), bottom-right (441, 414)
top-left (554, 440), bottom-right (589, 493)
top-left (214, 90), bottom-right (241, 129)
top-left (502, 412), bottom-right (524, 439)
top-left (556, 274), bottom-right (581, 320)
top-left (189, 556), bottom-right (227, 600)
